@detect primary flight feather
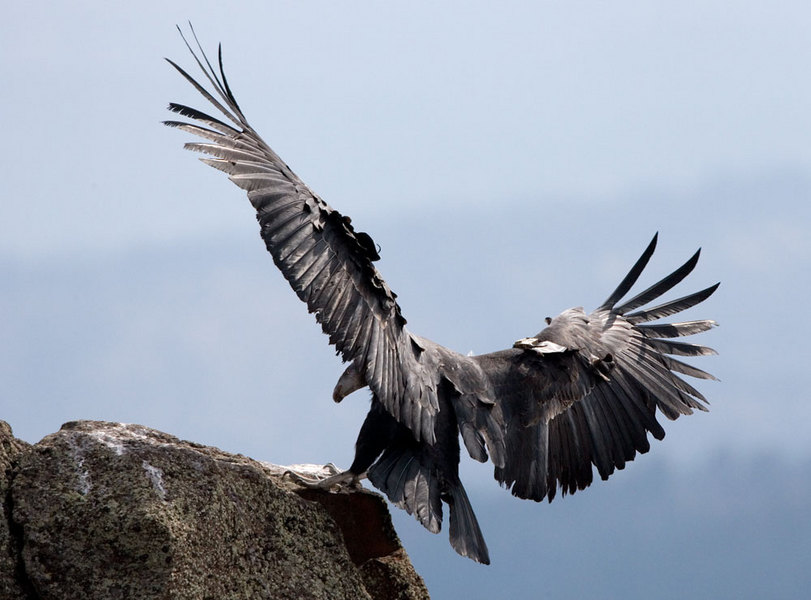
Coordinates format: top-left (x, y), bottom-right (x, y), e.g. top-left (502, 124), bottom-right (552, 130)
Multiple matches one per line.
top-left (165, 28), bottom-right (718, 565)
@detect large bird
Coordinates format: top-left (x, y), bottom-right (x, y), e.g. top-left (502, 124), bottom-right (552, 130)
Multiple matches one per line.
top-left (165, 29), bottom-right (718, 565)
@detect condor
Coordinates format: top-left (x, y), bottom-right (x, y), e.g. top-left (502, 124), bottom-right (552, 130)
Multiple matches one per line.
top-left (165, 28), bottom-right (718, 565)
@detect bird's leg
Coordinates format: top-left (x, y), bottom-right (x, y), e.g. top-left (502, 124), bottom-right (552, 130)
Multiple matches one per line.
top-left (282, 463), bottom-right (366, 491)
top-left (281, 365), bottom-right (372, 492)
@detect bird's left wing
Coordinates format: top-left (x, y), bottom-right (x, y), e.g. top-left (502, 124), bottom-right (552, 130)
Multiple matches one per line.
top-left (163, 28), bottom-right (439, 443)
top-left (481, 234), bottom-right (719, 502)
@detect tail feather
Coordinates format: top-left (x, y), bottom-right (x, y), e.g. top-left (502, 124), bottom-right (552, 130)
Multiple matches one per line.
top-left (448, 483), bottom-right (490, 565)
top-left (368, 447), bottom-right (442, 534)
top-left (368, 445), bottom-right (490, 564)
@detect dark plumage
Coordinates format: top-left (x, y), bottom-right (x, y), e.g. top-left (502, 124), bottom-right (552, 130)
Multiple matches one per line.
top-left (165, 28), bottom-right (718, 565)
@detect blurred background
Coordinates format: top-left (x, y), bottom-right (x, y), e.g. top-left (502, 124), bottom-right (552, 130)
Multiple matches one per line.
top-left (2, 2), bottom-right (809, 597)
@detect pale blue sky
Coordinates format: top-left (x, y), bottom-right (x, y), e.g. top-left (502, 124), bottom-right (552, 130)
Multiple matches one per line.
top-left (3, 2), bottom-right (811, 258)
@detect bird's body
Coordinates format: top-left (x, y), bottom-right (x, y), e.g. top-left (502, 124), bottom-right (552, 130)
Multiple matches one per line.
top-left (166, 28), bottom-right (718, 565)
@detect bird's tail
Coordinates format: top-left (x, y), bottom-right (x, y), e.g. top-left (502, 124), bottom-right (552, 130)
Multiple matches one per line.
top-left (368, 446), bottom-right (443, 535)
top-left (369, 444), bottom-right (490, 564)
top-left (448, 482), bottom-right (490, 565)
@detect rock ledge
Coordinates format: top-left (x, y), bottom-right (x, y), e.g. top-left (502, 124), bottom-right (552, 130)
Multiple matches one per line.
top-left (0, 420), bottom-right (429, 600)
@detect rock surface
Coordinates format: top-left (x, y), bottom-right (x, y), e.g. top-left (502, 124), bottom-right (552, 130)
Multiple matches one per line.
top-left (1, 420), bottom-right (429, 600)
top-left (1, 421), bottom-right (30, 600)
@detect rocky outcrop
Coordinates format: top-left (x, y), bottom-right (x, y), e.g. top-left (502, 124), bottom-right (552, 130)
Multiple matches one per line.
top-left (1, 421), bottom-right (31, 600)
top-left (0, 420), bottom-right (429, 600)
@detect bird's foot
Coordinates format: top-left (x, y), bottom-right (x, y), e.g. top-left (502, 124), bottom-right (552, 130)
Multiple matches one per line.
top-left (282, 463), bottom-right (365, 491)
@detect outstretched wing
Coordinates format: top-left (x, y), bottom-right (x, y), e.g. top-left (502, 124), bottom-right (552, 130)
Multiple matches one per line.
top-left (483, 234), bottom-right (718, 501)
top-left (164, 27), bottom-right (439, 442)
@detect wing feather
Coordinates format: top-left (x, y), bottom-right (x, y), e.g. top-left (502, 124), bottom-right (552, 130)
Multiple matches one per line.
top-left (296, 251), bottom-right (334, 301)
top-left (581, 390), bottom-right (620, 478)
top-left (597, 385), bottom-right (639, 463)
top-left (638, 320), bottom-right (717, 338)
top-left (626, 283), bottom-right (720, 324)
top-left (286, 238), bottom-right (329, 283)
top-left (662, 355), bottom-right (717, 381)
top-left (614, 249), bottom-right (700, 314)
top-left (644, 338), bottom-right (717, 357)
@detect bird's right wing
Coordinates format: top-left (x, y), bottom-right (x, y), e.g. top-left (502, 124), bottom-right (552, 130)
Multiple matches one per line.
top-left (484, 234), bottom-right (719, 501)
top-left (164, 28), bottom-right (440, 443)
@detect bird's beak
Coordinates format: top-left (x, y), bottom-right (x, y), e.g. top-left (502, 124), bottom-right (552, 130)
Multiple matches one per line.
top-left (333, 362), bottom-right (367, 403)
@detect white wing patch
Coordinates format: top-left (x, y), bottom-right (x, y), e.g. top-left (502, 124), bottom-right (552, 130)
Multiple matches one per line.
top-left (513, 338), bottom-right (568, 354)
